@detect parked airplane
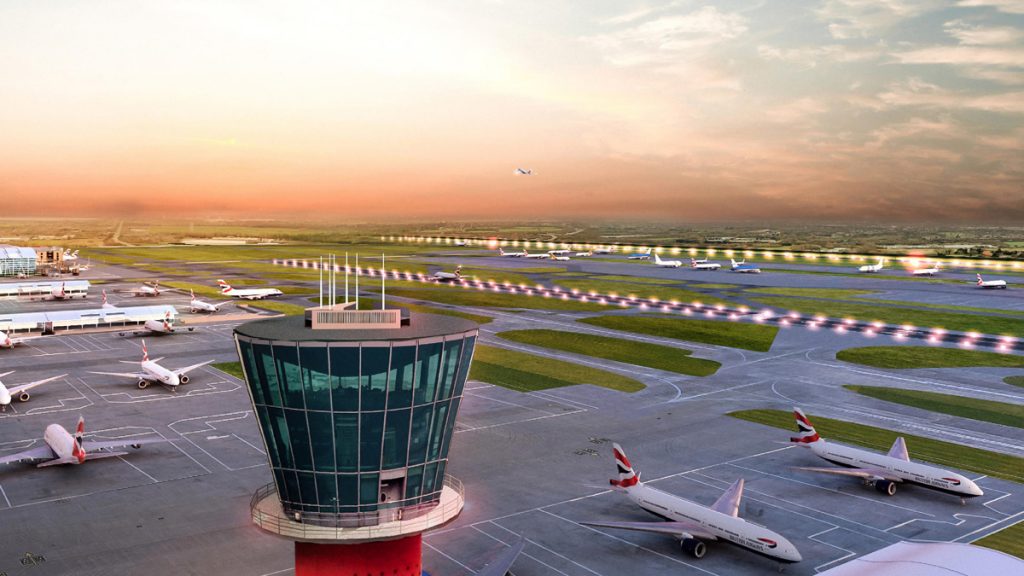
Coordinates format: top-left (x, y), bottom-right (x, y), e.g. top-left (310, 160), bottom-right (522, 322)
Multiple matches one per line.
top-left (45, 282), bottom-right (74, 300)
top-left (627, 248), bottom-right (652, 260)
top-left (0, 330), bottom-right (44, 350)
top-left (0, 371), bottom-right (66, 411)
top-left (90, 341), bottom-right (214, 390)
top-left (118, 311), bottom-right (193, 337)
top-left (691, 259), bottom-right (722, 271)
top-left (217, 279), bottom-right (283, 300)
top-left (858, 258), bottom-right (885, 273)
top-left (476, 536), bottom-right (526, 576)
top-left (189, 290), bottom-right (230, 313)
top-left (575, 251), bottom-right (593, 257)
top-left (789, 408), bottom-right (983, 503)
top-left (581, 444), bottom-right (802, 563)
top-left (549, 249), bottom-right (571, 256)
top-left (123, 282), bottom-right (162, 297)
top-left (910, 262), bottom-right (940, 276)
top-left (976, 274), bottom-right (1007, 289)
top-left (498, 248), bottom-right (524, 257)
top-left (523, 251), bottom-right (550, 259)
top-left (62, 250), bottom-right (80, 262)
top-left (593, 247), bottom-right (614, 255)
top-left (0, 415), bottom-right (168, 467)
top-left (101, 289), bottom-right (117, 310)
top-left (432, 266), bottom-right (463, 282)
top-left (550, 254), bottom-right (571, 261)
top-left (653, 252), bottom-right (683, 268)
top-left (731, 259), bottom-right (762, 273)
top-left (454, 240), bottom-right (467, 247)
top-left (513, 168), bottom-right (533, 175)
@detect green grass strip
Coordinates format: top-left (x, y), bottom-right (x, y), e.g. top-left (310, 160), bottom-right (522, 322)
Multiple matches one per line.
top-left (974, 521), bottom-right (1024, 560)
top-left (1005, 375), bottom-right (1024, 388)
top-left (497, 329), bottom-right (720, 376)
top-left (729, 409), bottom-right (1024, 482)
top-left (469, 345), bottom-right (644, 393)
top-left (385, 287), bottom-right (608, 312)
top-left (212, 361), bottom-right (245, 380)
top-left (845, 385), bottom-right (1024, 429)
top-left (578, 315), bottom-right (778, 352)
top-left (837, 346), bottom-right (1024, 369)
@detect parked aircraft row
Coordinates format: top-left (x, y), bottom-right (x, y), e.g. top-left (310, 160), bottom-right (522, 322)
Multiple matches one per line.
top-left (0, 415), bottom-right (168, 468)
top-left (585, 408), bottom-right (984, 565)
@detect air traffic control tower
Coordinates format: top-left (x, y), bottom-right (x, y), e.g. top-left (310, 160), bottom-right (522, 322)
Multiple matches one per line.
top-left (233, 281), bottom-right (478, 575)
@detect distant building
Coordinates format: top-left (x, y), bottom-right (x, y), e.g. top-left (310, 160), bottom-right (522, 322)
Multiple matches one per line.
top-left (0, 245), bottom-right (37, 277)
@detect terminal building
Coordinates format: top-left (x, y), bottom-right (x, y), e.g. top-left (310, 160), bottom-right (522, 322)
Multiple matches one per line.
top-left (0, 280), bottom-right (90, 300)
top-left (0, 245), bottom-right (37, 277)
top-left (234, 300), bottom-right (478, 575)
top-left (0, 304), bottom-right (178, 335)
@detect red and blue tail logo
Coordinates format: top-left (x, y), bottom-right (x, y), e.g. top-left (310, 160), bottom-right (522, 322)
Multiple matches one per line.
top-left (790, 409), bottom-right (821, 443)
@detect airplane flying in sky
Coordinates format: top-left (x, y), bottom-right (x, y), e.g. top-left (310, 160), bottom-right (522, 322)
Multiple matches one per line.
top-left (217, 279), bottom-right (284, 300)
top-left (910, 262), bottom-right (940, 276)
top-left (498, 248), bottom-right (524, 257)
top-left (513, 168), bottom-right (533, 175)
top-left (101, 289), bottom-right (117, 310)
top-left (189, 290), bottom-right (230, 313)
top-left (627, 248), bottom-right (651, 260)
top-left (522, 250), bottom-right (551, 259)
top-left (89, 341), bottom-right (214, 390)
top-left (691, 259), bottom-right (722, 271)
top-left (858, 258), bottom-right (885, 273)
top-left (118, 311), bottom-right (191, 337)
top-left (730, 259), bottom-right (762, 273)
top-left (581, 444), bottom-right (802, 563)
top-left (653, 252), bottom-right (683, 268)
top-left (0, 415), bottom-right (168, 467)
top-left (122, 282), bottom-right (162, 297)
top-left (432, 266), bottom-right (463, 282)
top-left (789, 408), bottom-right (983, 503)
top-left (0, 371), bottom-right (67, 411)
top-left (0, 330), bottom-right (44, 350)
top-left (976, 274), bottom-right (1007, 289)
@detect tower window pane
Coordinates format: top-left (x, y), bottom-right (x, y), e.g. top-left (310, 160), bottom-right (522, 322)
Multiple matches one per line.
top-left (274, 344), bottom-right (305, 409)
top-left (359, 412), bottom-right (384, 471)
top-left (361, 347), bottom-right (390, 411)
top-left (285, 409), bottom-right (313, 470)
top-left (382, 408), bottom-right (411, 469)
top-left (299, 345), bottom-right (331, 411)
top-left (407, 405), bottom-right (433, 466)
top-left (329, 346), bottom-right (360, 412)
top-left (334, 413), bottom-right (358, 472)
top-left (387, 345), bottom-right (416, 409)
top-left (414, 342), bottom-right (442, 405)
top-left (307, 411), bottom-right (335, 472)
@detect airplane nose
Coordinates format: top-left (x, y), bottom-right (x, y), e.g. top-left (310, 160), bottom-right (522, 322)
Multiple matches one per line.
top-left (967, 479), bottom-right (984, 497)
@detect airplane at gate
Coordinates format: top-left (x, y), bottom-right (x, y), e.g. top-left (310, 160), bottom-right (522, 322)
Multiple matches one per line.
top-left (122, 282), bottom-right (162, 297)
top-left (653, 252), bottom-right (682, 268)
top-left (119, 311), bottom-right (193, 337)
top-left (189, 289), bottom-right (230, 313)
top-left (0, 371), bottom-right (67, 411)
top-left (0, 415), bottom-right (168, 467)
top-left (0, 330), bottom-right (44, 350)
top-left (731, 259), bottom-right (761, 273)
top-left (522, 250), bottom-right (550, 259)
top-left (691, 258), bottom-right (721, 271)
top-left (498, 248), bottom-right (524, 258)
top-left (217, 279), bottom-right (283, 300)
top-left (789, 408), bottom-right (983, 503)
top-left (858, 258), bottom-right (885, 273)
top-left (581, 444), bottom-right (802, 563)
top-left (976, 274), bottom-right (1007, 289)
top-left (89, 341), bottom-right (214, 390)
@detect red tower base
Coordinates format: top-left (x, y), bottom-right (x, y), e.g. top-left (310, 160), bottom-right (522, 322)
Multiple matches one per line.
top-left (295, 534), bottom-right (422, 576)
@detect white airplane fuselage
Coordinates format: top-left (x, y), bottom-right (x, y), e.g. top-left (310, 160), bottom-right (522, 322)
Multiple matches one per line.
top-left (912, 267), bottom-right (939, 276)
top-left (223, 288), bottom-right (283, 299)
top-left (692, 263), bottom-right (721, 270)
top-left (623, 484), bottom-right (801, 562)
top-left (524, 252), bottom-right (549, 259)
top-left (143, 319), bottom-right (174, 334)
top-left (0, 383), bottom-right (11, 406)
top-left (805, 440), bottom-right (982, 498)
top-left (190, 299), bottom-right (221, 313)
top-left (42, 424), bottom-right (79, 463)
top-left (141, 360), bottom-right (181, 387)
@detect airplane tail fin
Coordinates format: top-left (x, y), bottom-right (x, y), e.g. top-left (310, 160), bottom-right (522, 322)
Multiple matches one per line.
top-left (190, 289), bottom-right (196, 300)
top-left (72, 416), bottom-right (86, 464)
top-left (690, 258), bottom-right (697, 268)
top-left (654, 252), bottom-right (662, 263)
top-left (75, 415), bottom-right (85, 439)
top-left (790, 408), bottom-right (821, 444)
top-left (217, 279), bottom-right (232, 293)
top-left (977, 274), bottom-right (984, 285)
top-left (609, 443), bottom-right (640, 488)
top-left (455, 266), bottom-right (462, 277)
top-left (142, 340), bottom-right (149, 362)
top-left (102, 290), bottom-right (108, 305)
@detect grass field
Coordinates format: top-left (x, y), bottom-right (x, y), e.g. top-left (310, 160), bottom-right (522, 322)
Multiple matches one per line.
top-left (845, 385), bottom-right (1024, 429)
top-left (749, 296), bottom-right (1024, 336)
top-left (497, 329), bottom-right (720, 376)
top-left (729, 409), bottom-right (1024, 482)
top-left (1005, 375), bottom-right (1024, 387)
top-left (243, 301), bottom-right (308, 315)
top-left (384, 287), bottom-right (608, 311)
top-left (553, 278), bottom-right (734, 306)
top-left (688, 283), bottom-right (739, 289)
top-left (212, 361), bottom-right (245, 380)
top-left (578, 315), bottom-right (778, 352)
top-left (836, 346), bottom-right (1024, 369)
top-left (590, 275), bottom-right (684, 285)
top-left (974, 521), bottom-right (1024, 559)
top-left (744, 287), bottom-right (877, 298)
top-left (469, 345), bottom-right (644, 392)
top-left (392, 302), bottom-right (494, 325)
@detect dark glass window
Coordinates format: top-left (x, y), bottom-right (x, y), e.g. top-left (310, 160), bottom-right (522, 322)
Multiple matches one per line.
top-left (253, 343), bottom-right (283, 406)
top-left (282, 469), bottom-right (301, 508)
top-left (273, 468), bottom-right (291, 503)
top-left (316, 473), bottom-right (339, 512)
top-left (284, 409), bottom-right (313, 470)
top-left (338, 474), bottom-right (359, 511)
top-left (255, 406), bottom-right (280, 468)
top-left (405, 465), bottom-right (423, 500)
top-left (428, 401), bottom-right (450, 461)
top-left (359, 412), bottom-right (384, 471)
top-left (387, 345), bottom-right (416, 409)
top-left (359, 473), bottom-right (380, 510)
top-left (414, 342), bottom-right (442, 405)
top-left (306, 411), bottom-right (334, 472)
top-left (407, 405), bottom-right (433, 466)
top-left (296, 471), bottom-right (318, 510)
top-left (439, 396), bottom-right (460, 460)
top-left (422, 462), bottom-right (439, 496)
top-left (329, 346), bottom-right (360, 411)
top-left (334, 413), bottom-right (358, 472)
top-left (453, 336), bottom-right (475, 398)
top-left (267, 406), bottom-right (294, 469)
top-left (438, 340), bottom-right (463, 400)
top-left (299, 345), bottom-right (331, 411)
top-left (434, 461), bottom-right (447, 494)
top-left (274, 344), bottom-right (305, 409)
top-left (382, 408), bottom-right (411, 469)
top-left (238, 340), bottom-right (265, 405)
top-left (361, 347), bottom-right (390, 411)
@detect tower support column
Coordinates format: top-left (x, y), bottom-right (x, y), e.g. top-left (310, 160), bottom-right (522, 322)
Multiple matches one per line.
top-left (295, 534), bottom-right (423, 576)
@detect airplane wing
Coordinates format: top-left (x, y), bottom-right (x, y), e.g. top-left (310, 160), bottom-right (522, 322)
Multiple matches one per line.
top-left (8, 374), bottom-right (67, 396)
top-left (793, 466), bottom-right (901, 482)
top-left (476, 537), bottom-right (525, 576)
top-left (711, 478), bottom-right (743, 517)
top-left (173, 360), bottom-right (214, 377)
top-left (82, 436), bottom-right (169, 453)
top-left (88, 370), bottom-right (150, 380)
top-left (9, 336), bottom-right (45, 346)
top-left (887, 437), bottom-right (910, 461)
top-left (580, 520), bottom-right (719, 541)
top-left (0, 445), bottom-right (56, 465)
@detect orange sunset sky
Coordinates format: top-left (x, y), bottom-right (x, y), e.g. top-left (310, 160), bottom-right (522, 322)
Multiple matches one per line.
top-left (2, 1), bottom-right (1022, 221)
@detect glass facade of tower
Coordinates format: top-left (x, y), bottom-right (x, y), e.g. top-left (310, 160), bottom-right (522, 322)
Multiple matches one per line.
top-left (234, 316), bottom-right (476, 522)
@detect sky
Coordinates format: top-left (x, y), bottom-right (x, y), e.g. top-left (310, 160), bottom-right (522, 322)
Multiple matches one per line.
top-left (1, 0), bottom-right (1022, 222)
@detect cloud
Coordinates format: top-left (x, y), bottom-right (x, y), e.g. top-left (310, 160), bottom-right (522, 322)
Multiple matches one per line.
top-left (944, 20), bottom-right (1024, 44)
top-left (757, 44), bottom-right (883, 67)
top-left (860, 78), bottom-right (1024, 113)
top-left (817, 0), bottom-right (945, 39)
top-left (956, 0), bottom-right (1024, 14)
top-left (894, 45), bottom-right (1024, 66)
